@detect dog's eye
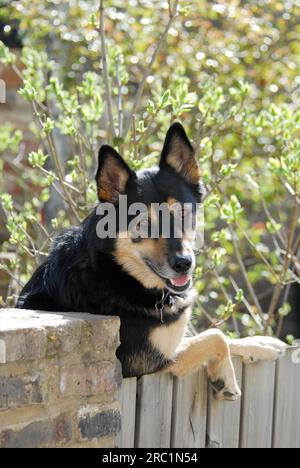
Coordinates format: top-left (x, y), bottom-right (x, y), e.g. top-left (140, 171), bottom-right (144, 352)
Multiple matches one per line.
top-left (131, 221), bottom-right (142, 243)
top-left (130, 218), bottom-right (149, 242)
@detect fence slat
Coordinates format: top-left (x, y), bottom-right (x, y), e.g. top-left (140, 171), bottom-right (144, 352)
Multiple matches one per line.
top-left (171, 369), bottom-right (207, 448)
top-left (273, 347), bottom-right (300, 448)
top-left (206, 357), bottom-right (242, 448)
top-left (135, 373), bottom-right (173, 448)
top-left (240, 361), bottom-right (276, 448)
top-left (117, 377), bottom-right (137, 448)
top-left (120, 352), bottom-right (298, 448)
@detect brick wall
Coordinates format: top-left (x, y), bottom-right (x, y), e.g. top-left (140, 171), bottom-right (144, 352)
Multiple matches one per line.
top-left (0, 309), bottom-right (122, 448)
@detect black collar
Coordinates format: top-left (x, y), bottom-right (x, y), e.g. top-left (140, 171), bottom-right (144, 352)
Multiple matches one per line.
top-left (155, 289), bottom-right (185, 322)
top-left (155, 289), bottom-right (172, 309)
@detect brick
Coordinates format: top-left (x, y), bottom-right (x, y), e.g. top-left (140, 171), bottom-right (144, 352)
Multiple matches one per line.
top-left (78, 409), bottom-right (121, 440)
top-left (0, 310), bottom-right (79, 363)
top-left (0, 374), bottom-right (43, 410)
top-left (0, 413), bottom-right (72, 448)
top-left (45, 321), bottom-right (83, 357)
top-left (0, 309), bottom-right (122, 448)
top-left (0, 329), bottom-right (47, 363)
top-left (89, 316), bottom-right (120, 354)
top-left (60, 360), bottom-right (122, 397)
top-left (0, 310), bottom-right (120, 362)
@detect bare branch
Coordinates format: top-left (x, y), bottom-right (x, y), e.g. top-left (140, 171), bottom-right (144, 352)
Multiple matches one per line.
top-left (124, 0), bottom-right (180, 136)
top-left (230, 276), bottom-right (264, 332)
top-left (212, 186), bottom-right (265, 319)
top-left (0, 263), bottom-right (24, 288)
top-left (236, 221), bottom-right (280, 282)
top-left (31, 101), bottom-right (81, 223)
top-left (131, 114), bottom-right (138, 160)
top-left (116, 55), bottom-right (124, 138)
top-left (99, 0), bottom-right (116, 140)
top-left (264, 198), bottom-right (299, 333)
top-left (212, 269), bottom-right (240, 336)
top-left (276, 283), bottom-right (292, 337)
top-left (227, 223), bottom-right (264, 319)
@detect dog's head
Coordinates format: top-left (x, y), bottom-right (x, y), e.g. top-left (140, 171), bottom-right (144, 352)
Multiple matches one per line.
top-left (95, 123), bottom-right (204, 294)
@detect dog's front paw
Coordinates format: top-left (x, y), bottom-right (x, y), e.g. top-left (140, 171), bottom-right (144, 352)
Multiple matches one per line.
top-left (230, 336), bottom-right (287, 364)
top-left (210, 378), bottom-right (241, 402)
top-left (208, 359), bottom-right (241, 402)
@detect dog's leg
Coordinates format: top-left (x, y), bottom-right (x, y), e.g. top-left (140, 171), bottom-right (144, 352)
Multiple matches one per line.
top-left (228, 336), bottom-right (287, 364)
top-left (165, 329), bottom-right (241, 401)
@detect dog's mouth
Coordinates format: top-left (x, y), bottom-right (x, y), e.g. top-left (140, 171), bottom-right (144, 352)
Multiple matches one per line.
top-left (145, 260), bottom-right (192, 293)
top-left (165, 275), bottom-right (192, 293)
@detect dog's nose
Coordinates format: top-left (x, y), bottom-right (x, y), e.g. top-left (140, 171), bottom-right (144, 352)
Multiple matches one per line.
top-left (170, 255), bottom-right (192, 273)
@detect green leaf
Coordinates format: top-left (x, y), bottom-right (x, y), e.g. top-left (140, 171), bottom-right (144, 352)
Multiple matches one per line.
top-left (160, 90), bottom-right (171, 108)
top-left (44, 118), bottom-right (55, 134)
top-left (235, 289), bottom-right (245, 303)
top-left (0, 193), bottom-right (13, 211)
top-left (0, 41), bottom-right (16, 65)
top-left (278, 303), bottom-right (291, 317)
top-left (19, 81), bottom-right (37, 101)
top-left (220, 163), bottom-right (238, 178)
top-left (28, 150), bottom-right (48, 168)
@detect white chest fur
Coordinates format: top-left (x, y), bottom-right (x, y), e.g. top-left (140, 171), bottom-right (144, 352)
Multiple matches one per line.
top-left (150, 308), bottom-right (191, 360)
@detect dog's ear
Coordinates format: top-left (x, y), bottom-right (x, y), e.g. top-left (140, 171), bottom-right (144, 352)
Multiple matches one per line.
top-left (96, 145), bottom-right (136, 202)
top-left (159, 123), bottom-right (201, 184)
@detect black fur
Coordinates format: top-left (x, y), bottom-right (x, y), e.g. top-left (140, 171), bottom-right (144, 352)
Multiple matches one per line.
top-left (17, 123), bottom-right (204, 377)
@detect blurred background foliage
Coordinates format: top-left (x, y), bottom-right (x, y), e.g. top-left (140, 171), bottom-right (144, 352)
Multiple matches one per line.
top-left (0, 0), bottom-right (300, 340)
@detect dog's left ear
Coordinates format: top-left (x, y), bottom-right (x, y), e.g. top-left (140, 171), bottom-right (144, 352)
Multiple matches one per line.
top-left (96, 145), bottom-right (136, 202)
top-left (159, 122), bottom-right (201, 184)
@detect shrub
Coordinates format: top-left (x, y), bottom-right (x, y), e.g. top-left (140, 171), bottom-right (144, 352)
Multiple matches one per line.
top-left (0, 0), bottom-right (299, 340)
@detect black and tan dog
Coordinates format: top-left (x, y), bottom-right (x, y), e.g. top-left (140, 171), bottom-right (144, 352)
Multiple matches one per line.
top-left (17, 123), bottom-right (286, 400)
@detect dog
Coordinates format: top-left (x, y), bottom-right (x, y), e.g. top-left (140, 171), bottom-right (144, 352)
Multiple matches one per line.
top-left (17, 123), bottom-right (287, 400)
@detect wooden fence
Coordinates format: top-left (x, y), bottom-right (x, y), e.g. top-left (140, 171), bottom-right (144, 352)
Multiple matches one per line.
top-left (117, 348), bottom-right (300, 448)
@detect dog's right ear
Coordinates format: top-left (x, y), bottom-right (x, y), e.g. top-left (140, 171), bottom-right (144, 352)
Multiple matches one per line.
top-left (159, 123), bottom-right (200, 184)
top-left (96, 145), bottom-right (136, 202)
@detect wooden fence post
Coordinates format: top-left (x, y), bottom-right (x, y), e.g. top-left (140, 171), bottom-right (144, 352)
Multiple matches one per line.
top-left (118, 350), bottom-right (300, 448)
top-left (206, 357), bottom-right (243, 448)
top-left (135, 373), bottom-right (173, 448)
top-left (117, 377), bottom-right (137, 448)
top-left (171, 369), bottom-right (207, 448)
top-left (273, 347), bottom-right (300, 448)
top-left (240, 361), bottom-right (276, 448)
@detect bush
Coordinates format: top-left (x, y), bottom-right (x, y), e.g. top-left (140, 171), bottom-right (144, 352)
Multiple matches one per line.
top-left (0, 0), bottom-right (299, 340)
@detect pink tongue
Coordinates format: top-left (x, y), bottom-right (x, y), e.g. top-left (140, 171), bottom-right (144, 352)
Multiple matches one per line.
top-left (170, 275), bottom-right (190, 287)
